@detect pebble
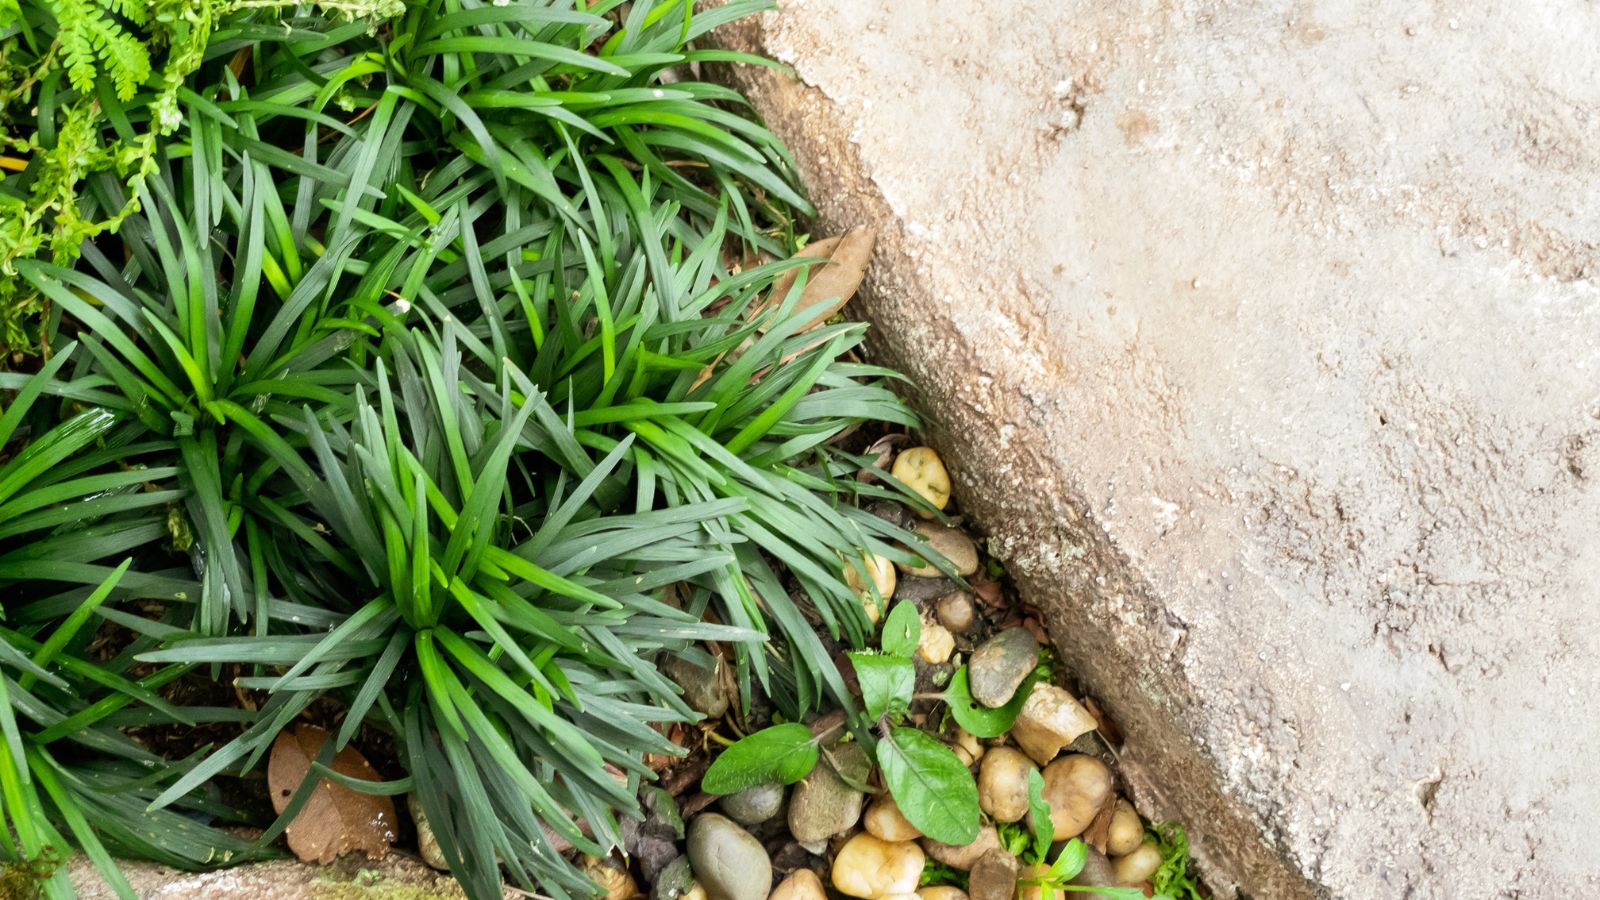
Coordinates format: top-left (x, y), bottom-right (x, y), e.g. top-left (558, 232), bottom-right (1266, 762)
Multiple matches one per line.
top-left (896, 575), bottom-right (960, 603)
top-left (1015, 863), bottom-right (1046, 900)
top-left (891, 447), bottom-right (951, 516)
top-left (1068, 848), bottom-right (1120, 897)
top-left (720, 783), bottom-right (785, 826)
top-left (921, 824), bottom-right (1000, 870)
top-left (917, 889), bottom-right (969, 900)
top-left (1034, 755), bottom-right (1113, 839)
top-left (687, 814), bottom-right (772, 900)
top-left (583, 856), bottom-right (639, 900)
top-left (977, 746), bottom-right (1036, 823)
top-left (868, 500), bottom-right (915, 531)
top-left (1011, 683), bottom-right (1099, 765)
top-left (863, 794), bottom-right (922, 841)
top-left (1111, 841), bottom-right (1162, 885)
top-left (650, 856), bottom-right (695, 900)
top-left (952, 728), bottom-right (984, 767)
top-left (1107, 800), bottom-right (1143, 856)
top-left (408, 795), bottom-right (447, 870)
top-left (934, 592), bottom-right (976, 633)
top-left (787, 742), bottom-right (869, 843)
top-left (917, 620), bottom-right (955, 664)
top-left (900, 522), bottom-right (979, 577)
top-left (664, 654), bottom-right (730, 718)
top-left (768, 869), bottom-right (826, 900)
top-left (830, 833), bottom-right (924, 898)
top-left (844, 553), bottom-right (897, 622)
top-left (966, 848), bottom-right (1018, 900)
top-left (967, 628), bottom-right (1039, 707)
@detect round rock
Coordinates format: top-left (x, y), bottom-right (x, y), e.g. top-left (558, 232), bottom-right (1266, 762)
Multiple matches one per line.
top-left (768, 869), bottom-right (826, 900)
top-left (664, 654), bottom-right (730, 718)
top-left (967, 628), bottom-right (1039, 707)
top-left (901, 522), bottom-right (980, 577)
top-left (966, 848), bottom-right (1018, 900)
top-left (687, 813), bottom-right (772, 900)
top-left (934, 591), bottom-right (976, 633)
top-left (786, 742), bottom-right (869, 843)
top-left (718, 782), bottom-right (785, 826)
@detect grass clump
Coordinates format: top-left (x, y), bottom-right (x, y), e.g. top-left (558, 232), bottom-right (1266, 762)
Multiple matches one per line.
top-left (0, 1), bottom-right (927, 898)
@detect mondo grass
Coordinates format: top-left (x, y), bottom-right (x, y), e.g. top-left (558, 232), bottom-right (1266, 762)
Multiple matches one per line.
top-left (0, 1), bottom-right (939, 897)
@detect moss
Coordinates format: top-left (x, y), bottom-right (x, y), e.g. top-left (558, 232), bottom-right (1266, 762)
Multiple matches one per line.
top-left (0, 859), bottom-right (53, 900)
top-left (309, 865), bottom-right (461, 900)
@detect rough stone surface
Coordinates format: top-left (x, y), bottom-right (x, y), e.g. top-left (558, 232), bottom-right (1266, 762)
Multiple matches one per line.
top-left (65, 854), bottom-right (477, 899)
top-left (785, 742), bottom-right (869, 843)
top-left (966, 628), bottom-right (1040, 707)
top-left (966, 849), bottom-right (1018, 900)
top-left (713, 3), bottom-right (1600, 897)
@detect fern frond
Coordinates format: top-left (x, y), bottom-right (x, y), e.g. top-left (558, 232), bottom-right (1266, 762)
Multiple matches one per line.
top-left (47, 0), bottom-right (151, 100)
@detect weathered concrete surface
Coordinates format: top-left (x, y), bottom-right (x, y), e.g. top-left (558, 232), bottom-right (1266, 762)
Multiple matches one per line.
top-left (64, 853), bottom-right (471, 898)
top-left (714, 3), bottom-right (1600, 898)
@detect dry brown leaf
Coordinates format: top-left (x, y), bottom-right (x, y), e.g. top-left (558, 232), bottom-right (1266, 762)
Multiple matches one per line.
top-left (1084, 697), bottom-right (1125, 747)
top-left (971, 580), bottom-right (1004, 608)
top-left (757, 227), bottom-right (876, 333)
top-left (857, 433), bottom-right (908, 483)
top-left (1081, 792), bottom-right (1118, 854)
top-left (267, 724), bottom-right (397, 864)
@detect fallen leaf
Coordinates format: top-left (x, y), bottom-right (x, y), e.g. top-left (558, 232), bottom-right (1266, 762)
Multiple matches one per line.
top-left (756, 227), bottom-right (876, 333)
top-left (1081, 792), bottom-right (1117, 854)
top-left (267, 724), bottom-right (397, 864)
top-left (1022, 616), bottom-right (1050, 646)
top-left (1083, 697), bottom-right (1125, 747)
top-left (857, 433), bottom-right (908, 483)
top-left (971, 581), bottom-right (1004, 608)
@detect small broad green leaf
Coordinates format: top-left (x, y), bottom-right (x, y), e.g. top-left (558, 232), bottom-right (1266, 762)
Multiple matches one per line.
top-left (1027, 767), bottom-right (1053, 861)
top-left (879, 600), bottom-right (921, 657)
top-left (701, 724), bottom-right (819, 795)
top-left (849, 652), bottom-right (914, 721)
top-left (876, 726), bottom-right (979, 845)
top-left (945, 665), bottom-right (1038, 738)
top-left (1048, 837), bottom-right (1087, 881)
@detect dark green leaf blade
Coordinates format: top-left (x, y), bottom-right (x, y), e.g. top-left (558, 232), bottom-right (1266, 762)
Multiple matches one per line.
top-left (877, 726), bottom-right (979, 844)
top-left (701, 724), bottom-right (819, 795)
top-left (849, 652), bottom-right (914, 721)
top-left (879, 601), bottom-right (921, 658)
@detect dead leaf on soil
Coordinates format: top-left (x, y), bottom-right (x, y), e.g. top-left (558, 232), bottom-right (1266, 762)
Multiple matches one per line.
top-left (1083, 697), bottom-right (1124, 747)
top-left (857, 433), bottom-right (908, 483)
top-left (755, 227), bottom-right (876, 333)
top-left (267, 724), bottom-right (397, 864)
top-left (971, 580), bottom-right (1004, 609)
top-left (1082, 792), bottom-right (1118, 854)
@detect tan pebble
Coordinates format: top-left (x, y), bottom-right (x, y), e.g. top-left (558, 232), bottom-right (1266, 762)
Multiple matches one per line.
top-left (1011, 683), bottom-right (1098, 765)
top-left (831, 833), bottom-right (925, 898)
top-left (920, 825), bottom-right (1000, 870)
top-left (1106, 800), bottom-right (1143, 856)
top-left (768, 869), bottom-right (824, 900)
top-left (844, 553), bottom-right (896, 622)
top-left (892, 447), bottom-right (951, 516)
top-left (935, 592), bottom-right (976, 633)
top-left (1033, 754), bottom-right (1113, 839)
top-left (918, 621), bottom-right (955, 664)
top-left (1111, 840), bottom-right (1162, 885)
top-left (864, 794), bottom-right (923, 842)
top-left (977, 747), bottom-right (1036, 823)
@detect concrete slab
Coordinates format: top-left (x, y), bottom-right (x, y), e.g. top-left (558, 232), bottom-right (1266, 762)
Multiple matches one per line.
top-left (713, 3), bottom-right (1600, 897)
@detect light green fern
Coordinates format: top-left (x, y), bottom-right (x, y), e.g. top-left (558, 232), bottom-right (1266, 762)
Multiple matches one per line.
top-left (0, 0), bottom-right (403, 353)
top-left (51, 0), bottom-right (152, 100)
